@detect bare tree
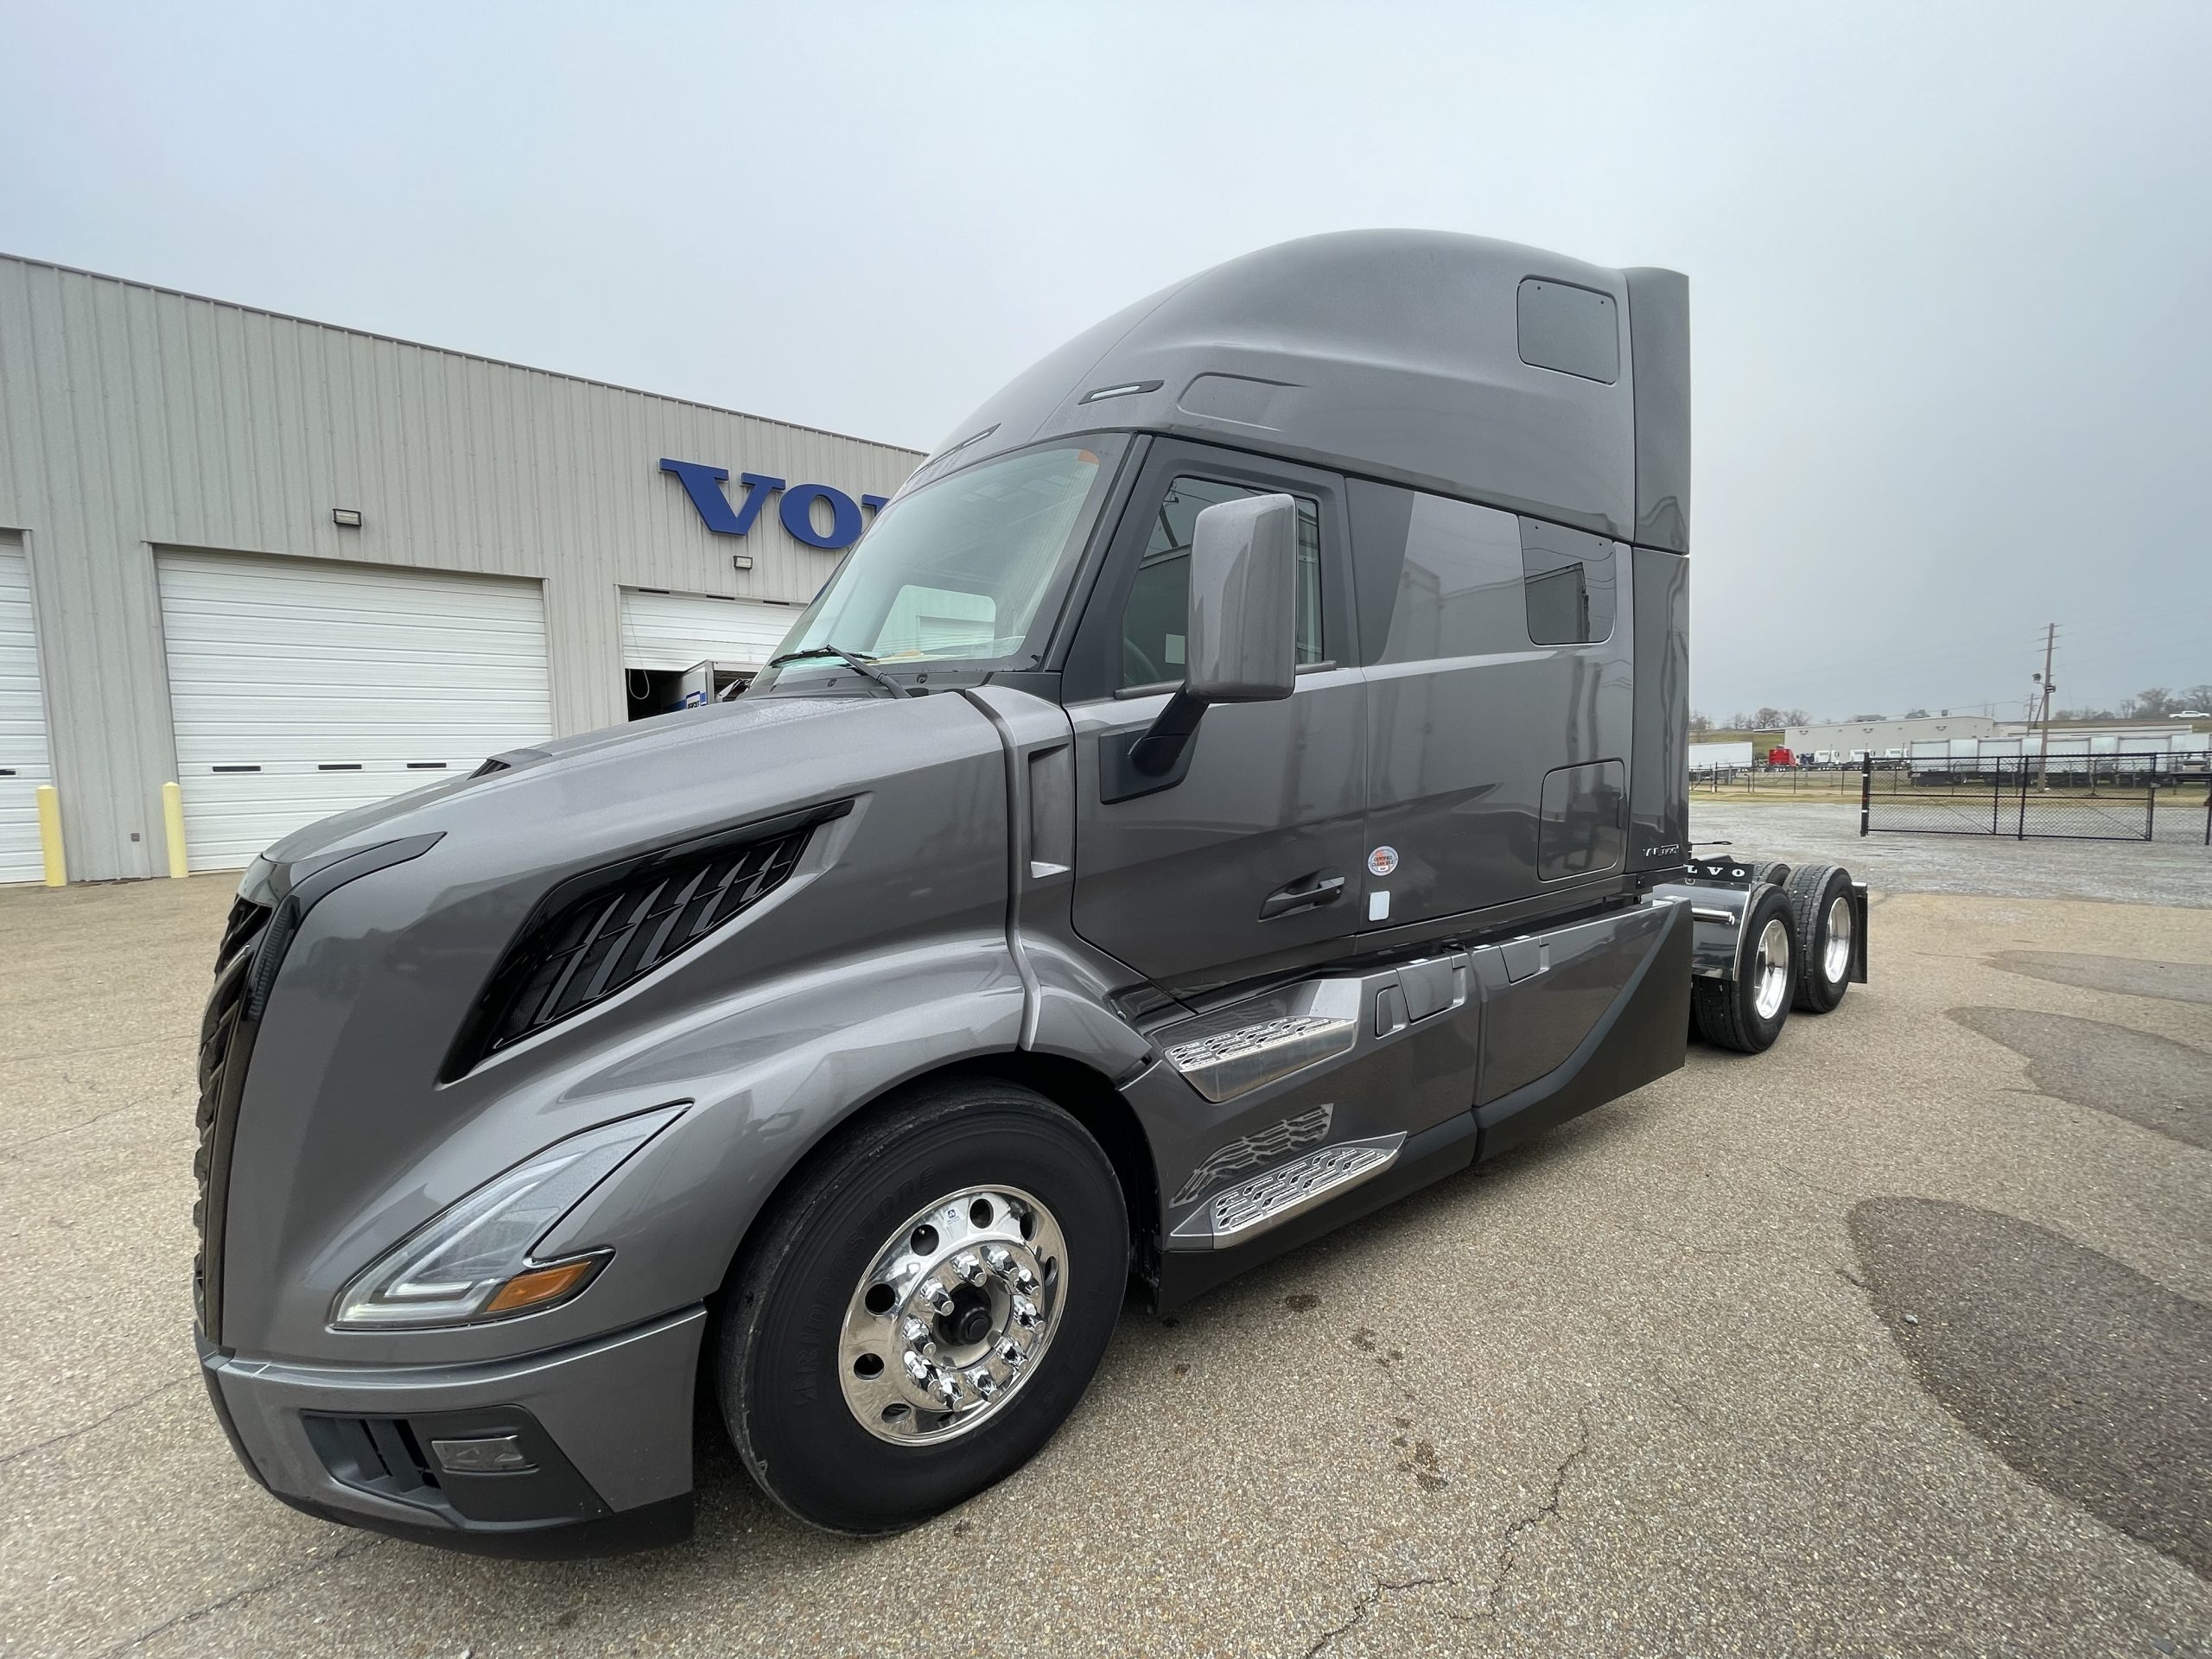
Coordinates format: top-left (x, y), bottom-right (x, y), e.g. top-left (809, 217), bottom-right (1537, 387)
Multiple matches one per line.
top-left (1688, 709), bottom-right (1713, 735)
top-left (2127, 687), bottom-right (2180, 719)
top-left (2177, 683), bottom-right (2212, 715)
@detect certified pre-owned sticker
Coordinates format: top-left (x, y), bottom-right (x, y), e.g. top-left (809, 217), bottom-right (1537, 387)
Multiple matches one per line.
top-left (1366, 846), bottom-right (1399, 877)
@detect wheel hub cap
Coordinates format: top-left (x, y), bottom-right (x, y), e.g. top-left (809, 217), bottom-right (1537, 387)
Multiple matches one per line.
top-left (1752, 915), bottom-right (1793, 1020)
top-left (1822, 893), bottom-right (1853, 983)
top-left (838, 1185), bottom-right (1066, 1445)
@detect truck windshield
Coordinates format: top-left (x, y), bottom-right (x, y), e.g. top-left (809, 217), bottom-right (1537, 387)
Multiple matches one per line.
top-left (763, 440), bottom-right (1120, 679)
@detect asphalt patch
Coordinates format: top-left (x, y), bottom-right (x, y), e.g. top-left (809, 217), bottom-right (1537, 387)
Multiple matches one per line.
top-left (1849, 1198), bottom-right (2211, 1578)
top-left (1948, 1006), bottom-right (2212, 1151)
top-left (1988, 950), bottom-right (2212, 1006)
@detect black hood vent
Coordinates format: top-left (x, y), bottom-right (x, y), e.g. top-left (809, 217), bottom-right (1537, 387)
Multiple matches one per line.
top-left (454, 801), bottom-right (850, 1072)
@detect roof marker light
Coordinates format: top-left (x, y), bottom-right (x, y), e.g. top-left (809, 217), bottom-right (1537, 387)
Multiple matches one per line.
top-left (1079, 379), bottom-right (1163, 404)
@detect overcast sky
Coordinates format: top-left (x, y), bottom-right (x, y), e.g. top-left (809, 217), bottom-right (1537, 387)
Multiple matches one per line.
top-left (4, 2), bottom-right (2207, 722)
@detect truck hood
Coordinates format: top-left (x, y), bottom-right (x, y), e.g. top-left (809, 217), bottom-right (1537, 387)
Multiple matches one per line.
top-left (262, 691), bottom-right (893, 873)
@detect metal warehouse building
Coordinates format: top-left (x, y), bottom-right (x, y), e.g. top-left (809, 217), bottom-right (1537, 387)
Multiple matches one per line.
top-left (0, 253), bottom-right (921, 884)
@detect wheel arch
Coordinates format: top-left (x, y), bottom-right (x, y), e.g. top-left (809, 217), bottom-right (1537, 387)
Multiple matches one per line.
top-left (707, 1051), bottom-right (1162, 1320)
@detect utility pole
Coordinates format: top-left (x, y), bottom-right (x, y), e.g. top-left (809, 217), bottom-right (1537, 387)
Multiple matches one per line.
top-left (2033, 623), bottom-right (2056, 791)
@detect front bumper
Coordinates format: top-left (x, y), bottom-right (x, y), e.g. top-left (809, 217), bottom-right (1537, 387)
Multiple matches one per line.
top-left (199, 1306), bottom-right (706, 1558)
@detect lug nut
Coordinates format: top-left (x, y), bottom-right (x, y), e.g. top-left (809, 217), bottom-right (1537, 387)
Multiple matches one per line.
top-left (919, 1278), bottom-right (955, 1316)
top-left (901, 1316), bottom-right (930, 1346)
top-left (952, 1251), bottom-right (987, 1287)
top-left (903, 1351), bottom-right (931, 1386)
top-left (967, 1368), bottom-right (997, 1398)
top-left (985, 1246), bottom-right (1015, 1277)
top-left (931, 1370), bottom-right (963, 1408)
top-left (1011, 1294), bottom-right (1039, 1330)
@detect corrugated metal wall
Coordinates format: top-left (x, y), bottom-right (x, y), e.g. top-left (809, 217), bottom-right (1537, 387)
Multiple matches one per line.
top-left (0, 254), bottom-right (923, 880)
top-left (617, 589), bottom-right (800, 671)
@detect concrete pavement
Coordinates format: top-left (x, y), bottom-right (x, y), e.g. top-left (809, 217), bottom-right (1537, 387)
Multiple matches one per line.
top-left (1, 870), bottom-right (2207, 1656)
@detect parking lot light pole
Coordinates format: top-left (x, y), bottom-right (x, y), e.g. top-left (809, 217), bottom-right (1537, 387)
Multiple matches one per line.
top-left (2033, 623), bottom-right (2056, 791)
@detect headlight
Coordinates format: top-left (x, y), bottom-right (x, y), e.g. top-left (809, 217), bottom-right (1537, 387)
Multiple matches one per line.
top-left (332, 1106), bottom-right (682, 1330)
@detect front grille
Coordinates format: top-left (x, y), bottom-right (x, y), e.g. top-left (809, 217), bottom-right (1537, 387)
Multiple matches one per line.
top-left (467, 807), bottom-right (843, 1066)
top-left (194, 895), bottom-right (271, 1333)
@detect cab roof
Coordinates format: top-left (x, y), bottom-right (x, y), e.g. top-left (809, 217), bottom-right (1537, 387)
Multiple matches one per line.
top-left (927, 230), bottom-right (1688, 552)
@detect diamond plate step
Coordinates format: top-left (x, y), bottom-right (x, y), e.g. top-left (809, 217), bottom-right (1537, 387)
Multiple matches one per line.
top-left (1170, 1134), bottom-right (1405, 1250)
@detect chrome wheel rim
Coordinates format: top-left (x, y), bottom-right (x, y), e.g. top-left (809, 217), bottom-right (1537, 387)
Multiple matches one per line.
top-left (838, 1185), bottom-right (1066, 1446)
top-left (1822, 894), bottom-right (1853, 984)
top-left (1752, 916), bottom-right (1793, 1020)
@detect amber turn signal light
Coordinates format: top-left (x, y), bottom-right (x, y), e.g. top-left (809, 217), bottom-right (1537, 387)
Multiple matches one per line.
top-left (482, 1255), bottom-right (605, 1315)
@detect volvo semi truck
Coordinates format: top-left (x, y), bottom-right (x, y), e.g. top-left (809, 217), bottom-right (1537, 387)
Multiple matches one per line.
top-left (192, 231), bottom-right (1866, 1554)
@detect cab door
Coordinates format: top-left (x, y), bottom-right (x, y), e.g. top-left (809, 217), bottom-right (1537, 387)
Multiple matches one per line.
top-left (1064, 442), bottom-right (1365, 1001)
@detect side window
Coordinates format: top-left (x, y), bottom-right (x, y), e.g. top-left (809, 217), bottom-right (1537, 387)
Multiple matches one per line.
top-left (1520, 522), bottom-right (1617, 645)
top-left (1376, 493), bottom-right (1527, 663)
top-left (1116, 477), bottom-right (1323, 689)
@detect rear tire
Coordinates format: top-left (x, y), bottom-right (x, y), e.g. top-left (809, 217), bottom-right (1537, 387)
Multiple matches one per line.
top-left (1785, 864), bottom-right (1855, 1013)
top-left (1691, 883), bottom-right (1795, 1053)
top-left (719, 1077), bottom-right (1125, 1535)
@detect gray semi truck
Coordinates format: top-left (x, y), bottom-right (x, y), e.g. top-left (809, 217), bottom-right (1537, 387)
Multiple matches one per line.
top-left (192, 231), bottom-right (1866, 1554)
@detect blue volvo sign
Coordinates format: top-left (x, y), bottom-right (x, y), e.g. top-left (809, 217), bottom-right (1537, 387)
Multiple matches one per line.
top-left (660, 459), bottom-right (888, 552)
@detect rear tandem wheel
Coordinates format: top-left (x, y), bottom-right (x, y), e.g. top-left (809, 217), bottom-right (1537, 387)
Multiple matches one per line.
top-left (1691, 881), bottom-right (1796, 1053)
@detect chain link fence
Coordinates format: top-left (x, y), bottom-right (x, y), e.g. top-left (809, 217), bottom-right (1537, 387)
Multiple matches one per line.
top-left (1854, 755), bottom-right (2212, 843)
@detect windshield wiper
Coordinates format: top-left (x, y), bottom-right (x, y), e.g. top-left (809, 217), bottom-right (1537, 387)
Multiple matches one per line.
top-left (766, 645), bottom-right (907, 699)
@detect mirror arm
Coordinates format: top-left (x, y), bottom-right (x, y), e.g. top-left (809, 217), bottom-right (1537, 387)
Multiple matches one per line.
top-left (1128, 690), bottom-right (1209, 776)
top-left (1100, 690), bottom-right (1211, 804)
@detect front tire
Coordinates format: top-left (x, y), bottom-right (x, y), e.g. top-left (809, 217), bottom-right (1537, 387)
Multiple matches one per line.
top-left (1691, 882), bottom-right (1795, 1053)
top-left (720, 1077), bottom-right (1125, 1534)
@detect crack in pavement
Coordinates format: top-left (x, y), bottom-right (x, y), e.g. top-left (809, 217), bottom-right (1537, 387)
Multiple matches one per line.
top-left (1302, 1573), bottom-right (1453, 1657)
top-left (0, 1377), bottom-right (193, 1470)
top-left (1296, 1323), bottom-right (1598, 1656)
top-left (1471, 1407), bottom-right (1595, 1622)
top-left (1, 1097), bottom-right (162, 1160)
top-left (101, 1534), bottom-right (385, 1656)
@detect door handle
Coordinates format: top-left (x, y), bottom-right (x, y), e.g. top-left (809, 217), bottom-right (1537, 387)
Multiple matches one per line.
top-left (1259, 873), bottom-right (1346, 920)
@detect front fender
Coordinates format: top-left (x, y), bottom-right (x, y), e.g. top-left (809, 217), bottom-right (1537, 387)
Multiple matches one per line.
top-left (531, 935), bottom-right (1030, 1307)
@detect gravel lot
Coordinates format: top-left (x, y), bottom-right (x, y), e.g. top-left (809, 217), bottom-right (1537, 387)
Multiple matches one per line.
top-left (3, 842), bottom-right (2207, 1657)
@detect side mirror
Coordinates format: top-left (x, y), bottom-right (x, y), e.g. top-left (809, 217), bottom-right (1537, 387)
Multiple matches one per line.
top-left (1184, 493), bottom-right (1299, 703)
top-left (1109, 493), bottom-right (1300, 800)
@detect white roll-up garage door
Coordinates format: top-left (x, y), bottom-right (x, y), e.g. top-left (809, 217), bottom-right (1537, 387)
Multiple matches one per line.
top-left (157, 552), bottom-right (553, 872)
top-left (619, 588), bottom-right (802, 672)
top-left (0, 537), bottom-right (54, 885)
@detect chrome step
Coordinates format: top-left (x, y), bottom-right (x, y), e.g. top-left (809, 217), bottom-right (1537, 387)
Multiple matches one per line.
top-left (1170, 1134), bottom-right (1405, 1250)
top-left (1157, 980), bottom-right (1362, 1103)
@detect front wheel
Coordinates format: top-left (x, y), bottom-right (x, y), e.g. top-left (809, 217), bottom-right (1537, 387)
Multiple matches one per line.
top-left (719, 1077), bottom-right (1126, 1534)
top-left (1691, 882), bottom-right (1795, 1053)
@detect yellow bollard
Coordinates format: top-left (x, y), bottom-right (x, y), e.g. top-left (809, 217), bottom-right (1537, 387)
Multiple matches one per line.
top-left (162, 781), bottom-right (189, 879)
top-left (35, 784), bottom-right (65, 887)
